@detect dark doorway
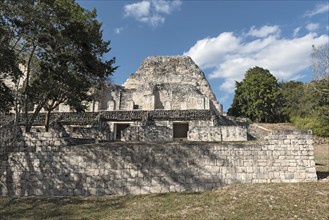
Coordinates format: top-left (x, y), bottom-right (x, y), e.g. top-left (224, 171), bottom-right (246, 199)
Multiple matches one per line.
top-left (173, 123), bottom-right (189, 139)
top-left (115, 123), bottom-right (130, 140)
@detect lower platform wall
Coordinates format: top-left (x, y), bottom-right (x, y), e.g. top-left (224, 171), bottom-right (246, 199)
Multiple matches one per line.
top-left (0, 131), bottom-right (317, 196)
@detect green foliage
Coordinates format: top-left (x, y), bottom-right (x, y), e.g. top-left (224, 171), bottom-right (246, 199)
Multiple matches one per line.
top-left (307, 44), bottom-right (329, 136)
top-left (279, 81), bottom-right (304, 119)
top-left (280, 79), bottom-right (329, 137)
top-left (293, 113), bottom-right (329, 137)
top-left (298, 81), bottom-right (329, 137)
top-left (0, 81), bottom-right (14, 112)
top-left (228, 65), bottom-right (328, 136)
top-left (0, 12), bottom-right (22, 112)
top-left (228, 66), bottom-right (283, 123)
top-left (0, 0), bottom-right (117, 130)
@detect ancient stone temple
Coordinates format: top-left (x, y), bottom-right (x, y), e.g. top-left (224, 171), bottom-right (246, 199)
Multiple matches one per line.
top-left (50, 56), bottom-right (246, 142)
top-left (63, 55), bottom-right (246, 142)
top-left (6, 56), bottom-right (247, 142)
top-left (0, 56), bottom-right (318, 197)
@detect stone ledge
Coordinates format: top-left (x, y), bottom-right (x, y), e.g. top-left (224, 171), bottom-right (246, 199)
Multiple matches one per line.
top-left (16, 110), bottom-right (214, 125)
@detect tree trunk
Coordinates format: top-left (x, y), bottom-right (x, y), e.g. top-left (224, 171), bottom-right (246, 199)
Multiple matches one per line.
top-left (25, 104), bottom-right (43, 133)
top-left (13, 82), bottom-right (21, 142)
top-left (45, 110), bottom-right (51, 132)
top-left (24, 45), bottom-right (36, 132)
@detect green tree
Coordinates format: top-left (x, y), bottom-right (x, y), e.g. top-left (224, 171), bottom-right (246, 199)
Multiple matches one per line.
top-left (280, 79), bottom-right (329, 137)
top-left (228, 66), bottom-right (283, 123)
top-left (0, 82), bottom-right (14, 112)
top-left (294, 80), bottom-right (329, 137)
top-left (0, 12), bottom-right (22, 112)
top-left (279, 81), bottom-right (305, 119)
top-left (0, 0), bottom-right (117, 131)
top-left (296, 44), bottom-right (329, 137)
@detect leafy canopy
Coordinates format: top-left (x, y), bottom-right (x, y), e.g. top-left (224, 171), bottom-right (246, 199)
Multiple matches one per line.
top-left (0, 9), bottom-right (22, 112)
top-left (228, 66), bottom-right (283, 123)
top-left (0, 0), bottom-right (117, 130)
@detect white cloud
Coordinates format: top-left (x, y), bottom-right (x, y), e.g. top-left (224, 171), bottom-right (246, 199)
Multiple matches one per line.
top-left (152, 0), bottom-right (182, 14)
top-left (184, 25), bottom-right (329, 95)
top-left (293, 27), bottom-right (301, 37)
top-left (305, 2), bottom-right (329, 17)
top-left (124, 1), bottom-right (151, 18)
top-left (185, 32), bottom-right (241, 69)
top-left (246, 25), bottom-right (281, 38)
top-left (140, 15), bottom-right (165, 26)
top-left (123, 0), bottom-right (182, 27)
top-left (114, 27), bottom-right (124, 34)
top-left (306, 23), bottom-right (320, 32)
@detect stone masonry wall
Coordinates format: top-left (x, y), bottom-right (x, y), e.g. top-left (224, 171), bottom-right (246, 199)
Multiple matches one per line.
top-left (221, 126), bottom-right (248, 141)
top-left (0, 130), bottom-right (317, 196)
top-left (0, 123), bottom-right (16, 147)
top-left (123, 56), bottom-right (223, 114)
top-left (188, 126), bottom-right (248, 142)
top-left (122, 126), bottom-right (172, 142)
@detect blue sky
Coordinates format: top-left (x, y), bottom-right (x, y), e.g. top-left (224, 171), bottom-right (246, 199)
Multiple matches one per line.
top-left (77, 0), bottom-right (329, 111)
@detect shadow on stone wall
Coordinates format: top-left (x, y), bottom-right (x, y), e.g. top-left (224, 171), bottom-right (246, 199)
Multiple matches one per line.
top-left (2, 142), bottom-right (235, 196)
top-left (1, 129), bottom-right (318, 196)
top-left (122, 126), bottom-right (173, 142)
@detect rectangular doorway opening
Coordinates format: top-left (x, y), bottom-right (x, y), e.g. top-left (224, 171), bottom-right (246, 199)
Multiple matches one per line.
top-left (115, 123), bottom-right (130, 141)
top-left (173, 123), bottom-right (189, 140)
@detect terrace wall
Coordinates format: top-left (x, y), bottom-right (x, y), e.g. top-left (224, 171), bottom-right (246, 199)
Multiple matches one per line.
top-left (0, 131), bottom-right (317, 196)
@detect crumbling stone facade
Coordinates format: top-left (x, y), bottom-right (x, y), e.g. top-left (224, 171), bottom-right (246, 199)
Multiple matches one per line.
top-left (54, 56), bottom-right (245, 142)
top-left (122, 56), bottom-right (222, 113)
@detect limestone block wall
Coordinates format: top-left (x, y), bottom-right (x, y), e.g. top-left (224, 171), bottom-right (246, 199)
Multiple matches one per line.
top-left (221, 126), bottom-right (248, 141)
top-left (17, 129), bottom-right (70, 148)
top-left (0, 123), bottom-right (16, 147)
top-left (188, 126), bottom-right (248, 142)
top-left (119, 91), bottom-right (134, 110)
top-left (153, 120), bottom-right (213, 130)
top-left (123, 56), bottom-right (223, 113)
top-left (122, 126), bottom-right (172, 142)
top-left (188, 119), bottom-right (213, 127)
top-left (0, 130), bottom-right (317, 196)
top-left (63, 124), bottom-right (110, 142)
top-left (188, 127), bottom-right (222, 141)
top-left (121, 120), bottom-right (215, 142)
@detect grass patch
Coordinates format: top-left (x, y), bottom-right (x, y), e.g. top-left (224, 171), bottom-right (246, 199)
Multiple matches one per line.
top-left (0, 182), bottom-right (328, 220)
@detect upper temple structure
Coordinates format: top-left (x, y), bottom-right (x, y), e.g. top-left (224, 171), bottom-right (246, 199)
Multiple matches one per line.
top-left (79, 55), bottom-right (246, 142)
top-left (57, 56), bottom-right (223, 114)
top-left (122, 56), bottom-right (223, 114)
top-left (6, 56), bottom-right (248, 142)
